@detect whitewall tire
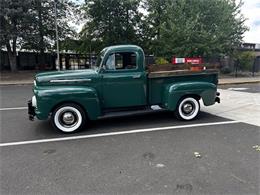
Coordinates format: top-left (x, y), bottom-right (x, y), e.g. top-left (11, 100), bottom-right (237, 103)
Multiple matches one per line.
top-left (175, 97), bottom-right (200, 120)
top-left (51, 103), bottom-right (86, 133)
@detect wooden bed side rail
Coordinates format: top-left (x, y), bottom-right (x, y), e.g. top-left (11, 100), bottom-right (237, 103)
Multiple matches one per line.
top-left (148, 69), bottom-right (219, 78)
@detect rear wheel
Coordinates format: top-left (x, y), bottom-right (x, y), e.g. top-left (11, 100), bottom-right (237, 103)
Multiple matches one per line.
top-left (51, 103), bottom-right (86, 133)
top-left (175, 97), bottom-right (200, 120)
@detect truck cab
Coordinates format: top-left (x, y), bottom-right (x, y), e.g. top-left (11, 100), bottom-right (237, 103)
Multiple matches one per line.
top-left (28, 45), bottom-right (220, 133)
top-left (98, 45), bottom-right (147, 108)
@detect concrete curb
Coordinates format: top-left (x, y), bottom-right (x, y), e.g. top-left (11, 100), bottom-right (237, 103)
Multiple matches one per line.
top-left (0, 81), bottom-right (33, 86)
top-left (218, 80), bottom-right (260, 85)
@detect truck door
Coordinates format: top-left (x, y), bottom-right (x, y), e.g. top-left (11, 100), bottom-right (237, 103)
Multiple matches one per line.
top-left (101, 51), bottom-right (147, 108)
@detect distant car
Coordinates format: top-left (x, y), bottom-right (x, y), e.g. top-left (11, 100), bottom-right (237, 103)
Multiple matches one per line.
top-left (28, 45), bottom-right (220, 133)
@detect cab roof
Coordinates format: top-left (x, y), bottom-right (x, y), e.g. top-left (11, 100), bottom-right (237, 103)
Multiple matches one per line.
top-left (104, 44), bottom-right (143, 53)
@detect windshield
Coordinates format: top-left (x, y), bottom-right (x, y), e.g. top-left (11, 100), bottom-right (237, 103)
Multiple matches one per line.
top-left (92, 48), bottom-right (106, 71)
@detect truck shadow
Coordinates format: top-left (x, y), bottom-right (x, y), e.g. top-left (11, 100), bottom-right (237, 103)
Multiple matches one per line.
top-left (34, 111), bottom-right (231, 136)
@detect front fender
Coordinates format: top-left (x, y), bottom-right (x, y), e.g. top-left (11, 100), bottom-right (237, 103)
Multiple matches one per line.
top-left (163, 82), bottom-right (217, 110)
top-left (34, 86), bottom-right (101, 120)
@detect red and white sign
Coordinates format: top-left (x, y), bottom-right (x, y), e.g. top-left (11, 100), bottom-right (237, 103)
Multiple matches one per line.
top-left (172, 57), bottom-right (202, 65)
top-left (185, 58), bottom-right (202, 64)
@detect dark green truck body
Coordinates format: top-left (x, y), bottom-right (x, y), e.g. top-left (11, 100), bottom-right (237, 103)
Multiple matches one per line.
top-left (28, 45), bottom-right (219, 132)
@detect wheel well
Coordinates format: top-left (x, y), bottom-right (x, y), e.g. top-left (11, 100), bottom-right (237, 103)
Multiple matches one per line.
top-left (180, 94), bottom-right (201, 101)
top-left (51, 101), bottom-right (88, 118)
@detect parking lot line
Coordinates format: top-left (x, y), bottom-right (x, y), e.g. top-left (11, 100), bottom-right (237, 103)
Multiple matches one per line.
top-left (0, 107), bottom-right (27, 111)
top-left (0, 121), bottom-right (239, 147)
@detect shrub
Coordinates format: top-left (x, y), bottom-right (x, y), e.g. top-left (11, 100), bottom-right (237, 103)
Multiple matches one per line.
top-left (236, 51), bottom-right (255, 71)
top-left (155, 57), bottom-right (169, 65)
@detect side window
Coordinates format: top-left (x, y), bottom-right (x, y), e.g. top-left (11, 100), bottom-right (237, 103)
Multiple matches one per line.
top-left (105, 52), bottom-right (137, 70)
top-left (115, 53), bottom-right (123, 69)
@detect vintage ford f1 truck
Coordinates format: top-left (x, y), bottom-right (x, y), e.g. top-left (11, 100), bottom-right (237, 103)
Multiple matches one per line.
top-left (28, 45), bottom-right (220, 133)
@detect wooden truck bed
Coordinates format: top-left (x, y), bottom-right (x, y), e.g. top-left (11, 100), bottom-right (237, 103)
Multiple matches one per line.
top-left (148, 69), bottom-right (219, 78)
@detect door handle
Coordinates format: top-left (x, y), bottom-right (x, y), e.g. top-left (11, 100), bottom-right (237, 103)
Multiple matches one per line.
top-left (132, 75), bottom-right (141, 79)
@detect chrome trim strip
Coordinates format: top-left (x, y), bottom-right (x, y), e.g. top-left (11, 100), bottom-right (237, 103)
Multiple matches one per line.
top-left (50, 79), bottom-right (92, 83)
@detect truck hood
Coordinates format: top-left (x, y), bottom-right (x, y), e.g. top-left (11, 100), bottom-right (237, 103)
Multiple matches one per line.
top-left (35, 69), bottom-right (98, 85)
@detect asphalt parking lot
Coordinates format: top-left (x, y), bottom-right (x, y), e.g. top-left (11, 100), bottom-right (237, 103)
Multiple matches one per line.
top-left (0, 84), bottom-right (259, 194)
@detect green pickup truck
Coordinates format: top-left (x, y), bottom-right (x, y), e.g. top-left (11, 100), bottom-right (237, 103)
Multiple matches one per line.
top-left (28, 45), bottom-right (220, 133)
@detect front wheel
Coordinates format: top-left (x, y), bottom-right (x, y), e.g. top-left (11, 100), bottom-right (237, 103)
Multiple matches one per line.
top-left (175, 97), bottom-right (200, 121)
top-left (51, 103), bottom-right (86, 133)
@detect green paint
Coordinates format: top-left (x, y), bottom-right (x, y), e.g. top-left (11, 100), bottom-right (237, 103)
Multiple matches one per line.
top-left (32, 45), bottom-right (218, 121)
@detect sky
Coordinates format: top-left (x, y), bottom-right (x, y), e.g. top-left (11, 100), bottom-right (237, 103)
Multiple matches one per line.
top-left (240, 0), bottom-right (260, 43)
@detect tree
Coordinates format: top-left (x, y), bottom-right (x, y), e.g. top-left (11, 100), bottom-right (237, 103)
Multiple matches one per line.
top-left (22, 0), bottom-right (79, 63)
top-left (79, 0), bottom-right (142, 53)
top-left (141, 0), bottom-right (168, 54)
top-left (142, 0), bottom-right (248, 59)
top-left (0, 0), bottom-right (34, 71)
top-left (0, 0), bottom-right (78, 71)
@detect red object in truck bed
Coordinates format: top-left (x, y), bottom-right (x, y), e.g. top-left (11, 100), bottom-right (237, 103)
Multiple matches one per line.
top-left (172, 57), bottom-right (202, 65)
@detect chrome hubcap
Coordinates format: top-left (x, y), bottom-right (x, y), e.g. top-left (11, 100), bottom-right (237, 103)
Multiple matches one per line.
top-left (62, 112), bottom-right (75, 125)
top-left (182, 103), bottom-right (193, 114)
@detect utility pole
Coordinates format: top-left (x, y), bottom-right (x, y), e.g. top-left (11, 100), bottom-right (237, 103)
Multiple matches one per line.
top-left (54, 0), bottom-right (60, 70)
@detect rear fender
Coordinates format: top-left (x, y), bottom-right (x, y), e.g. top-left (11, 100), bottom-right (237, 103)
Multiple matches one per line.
top-left (163, 82), bottom-right (217, 110)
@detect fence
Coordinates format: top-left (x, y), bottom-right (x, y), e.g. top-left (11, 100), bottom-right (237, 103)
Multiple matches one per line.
top-left (0, 51), bottom-right (97, 71)
top-left (0, 50), bottom-right (156, 71)
top-left (1, 50), bottom-right (259, 73)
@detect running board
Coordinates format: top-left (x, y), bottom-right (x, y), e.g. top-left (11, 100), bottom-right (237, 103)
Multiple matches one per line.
top-left (98, 107), bottom-right (167, 119)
